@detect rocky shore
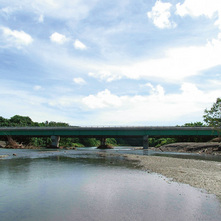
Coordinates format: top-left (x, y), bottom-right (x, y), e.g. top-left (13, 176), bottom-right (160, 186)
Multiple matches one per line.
top-left (151, 142), bottom-right (221, 155)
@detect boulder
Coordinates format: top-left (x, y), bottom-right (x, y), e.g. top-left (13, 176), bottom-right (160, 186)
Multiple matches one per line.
top-left (97, 144), bottom-right (114, 149)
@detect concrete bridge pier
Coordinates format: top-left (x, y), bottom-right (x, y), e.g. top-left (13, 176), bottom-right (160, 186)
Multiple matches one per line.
top-left (51, 135), bottom-right (60, 148)
top-left (100, 137), bottom-right (106, 146)
top-left (143, 135), bottom-right (149, 149)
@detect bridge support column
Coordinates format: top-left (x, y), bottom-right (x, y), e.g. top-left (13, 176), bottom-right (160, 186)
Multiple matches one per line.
top-left (143, 135), bottom-right (149, 149)
top-left (100, 137), bottom-right (106, 146)
top-left (51, 135), bottom-right (60, 148)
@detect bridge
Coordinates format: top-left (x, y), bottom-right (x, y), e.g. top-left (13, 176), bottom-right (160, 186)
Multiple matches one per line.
top-left (0, 126), bottom-right (218, 149)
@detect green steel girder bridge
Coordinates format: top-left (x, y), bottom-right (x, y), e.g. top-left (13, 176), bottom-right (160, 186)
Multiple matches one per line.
top-left (0, 126), bottom-right (218, 149)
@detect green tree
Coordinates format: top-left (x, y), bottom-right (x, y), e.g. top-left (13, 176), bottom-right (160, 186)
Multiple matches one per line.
top-left (79, 138), bottom-right (99, 147)
top-left (106, 138), bottom-right (117, 146)
top-left (9, 115), bottom-right (34, 126)
top-left (203, 98), bottom-right (221, 138)
top-left (47, 121), bottom-right (69, 127)
top-left (183, 122), bottom-right (205, 127)
top-left (0, 117), bottom-right (10, 126)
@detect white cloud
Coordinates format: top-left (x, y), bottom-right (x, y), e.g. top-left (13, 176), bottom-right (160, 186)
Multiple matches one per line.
top-left (73, 77), bottom-right (86, 85)
top-left (147, 0), bottom-right (176, 29)
top-left (1, 26), bottom-right (33, 48)
top-left (88, 71), bottom-right (121, 82)
top-left (74, 39), bottom-right (87, 50)
top-left (144, 83), bottom-right (165, 96)
top-left (90, 34), bottom-right (221, 83)
top-left (81, 84), bottom-right (220, 125)
top-left (82, 89), bottom-right (122, 109)
top-left (50, 32), bottom-right (67, 44)
top-left (176, 0), bottom-right (221, 29)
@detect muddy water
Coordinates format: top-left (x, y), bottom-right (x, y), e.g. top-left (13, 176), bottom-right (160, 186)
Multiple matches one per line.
top-left (0, 148), bottom-right (221, 221)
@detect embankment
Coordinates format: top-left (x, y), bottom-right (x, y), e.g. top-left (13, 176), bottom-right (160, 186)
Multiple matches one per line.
top-left (151, 142), bottom-right (221, 155)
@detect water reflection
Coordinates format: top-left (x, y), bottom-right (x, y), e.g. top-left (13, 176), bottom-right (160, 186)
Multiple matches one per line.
top-left (0, 153), bottom-right (221, 221)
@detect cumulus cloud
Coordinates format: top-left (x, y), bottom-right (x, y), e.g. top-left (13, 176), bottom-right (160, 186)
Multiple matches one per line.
top-left (74, 39), bottom-right (87, 50)
top-left (1, 26), bottom-right (33, 48)
top-left (50, 32), bottom-right (68, 44)
top-left (82, 89), bottom-right (122, 109)
top-left (73, 77), bottom-right (86, 85)
top-left (147, 0), bottom-right (176, 29)
top-left (81, 84), bottom-right (220, 124)
top-left (144, 83), bottom-right (165, 96)
top-left (176, 0), bottom-right (221, 29)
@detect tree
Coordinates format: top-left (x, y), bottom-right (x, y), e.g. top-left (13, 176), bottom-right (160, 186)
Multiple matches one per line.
top-left (9, 115), bottom-right (34, 126)
top-left (203, 98), bottom-right (221, 138)
top-left (183, 122), bottom-right (205, 127)
top-left (0, 117), bottom-right (9, 126)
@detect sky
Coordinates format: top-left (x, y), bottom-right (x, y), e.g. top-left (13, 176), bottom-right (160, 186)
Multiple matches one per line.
top-left (0, 0), bottom-right (221, 126)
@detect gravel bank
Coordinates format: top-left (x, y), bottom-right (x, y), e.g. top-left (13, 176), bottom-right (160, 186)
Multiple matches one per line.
top-left (122, 154), bottom-right (221, 201)
top-left (151, 142), bottom-right (221, 155)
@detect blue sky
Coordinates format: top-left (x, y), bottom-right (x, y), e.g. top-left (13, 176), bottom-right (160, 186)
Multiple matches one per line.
top-left (0, 0), bottom-right (221, 126)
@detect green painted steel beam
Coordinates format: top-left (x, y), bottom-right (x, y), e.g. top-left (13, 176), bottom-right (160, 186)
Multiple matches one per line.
top-left (0, 126), bottom-right (218, 137)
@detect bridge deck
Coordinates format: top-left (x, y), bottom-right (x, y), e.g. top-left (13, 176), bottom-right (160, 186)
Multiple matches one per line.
top-left (0, 126), bottom-right (218, 137)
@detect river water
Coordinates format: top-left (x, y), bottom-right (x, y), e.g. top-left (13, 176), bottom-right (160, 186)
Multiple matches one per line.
top-left (0, 147), bottom-right (221, 221)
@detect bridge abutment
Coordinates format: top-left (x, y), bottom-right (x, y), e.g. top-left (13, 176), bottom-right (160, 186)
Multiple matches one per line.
top-left (143, 135), bottom-right (149, 149)
top-left (51, 135), bottom-right (60, 148)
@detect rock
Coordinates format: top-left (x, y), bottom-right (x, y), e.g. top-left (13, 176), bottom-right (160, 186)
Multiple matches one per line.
top-left (0, 155), bottom-right (9, 158)
top-left (0, 141), bottom-right (6, 148)
top-left (211, 137), bottom-right (221, 142)
top-left (13, 153), bottom-right (17, 156)
top-left (97, 144), bottom-right (114, 149)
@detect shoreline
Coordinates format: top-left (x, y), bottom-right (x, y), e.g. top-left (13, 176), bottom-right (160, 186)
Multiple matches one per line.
top-left (121, 153), bottom-right (221, 202)
top-left (150, 142), bottom-right (221, 155)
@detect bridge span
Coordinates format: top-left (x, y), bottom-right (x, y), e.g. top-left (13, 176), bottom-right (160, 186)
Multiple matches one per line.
top-left (0, 126), bottom-right (218, 149)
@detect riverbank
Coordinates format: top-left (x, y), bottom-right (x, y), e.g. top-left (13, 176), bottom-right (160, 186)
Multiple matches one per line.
top-left (121, 153), bottom-right (221, 202)
top-left (151, 142), bottom-right (221, 155)
top-left (97, 151), bottom-right (221, 201)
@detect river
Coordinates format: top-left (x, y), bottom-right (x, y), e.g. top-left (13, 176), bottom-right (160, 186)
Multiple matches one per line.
top-left (0, 147), bottom-right (221, 221)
